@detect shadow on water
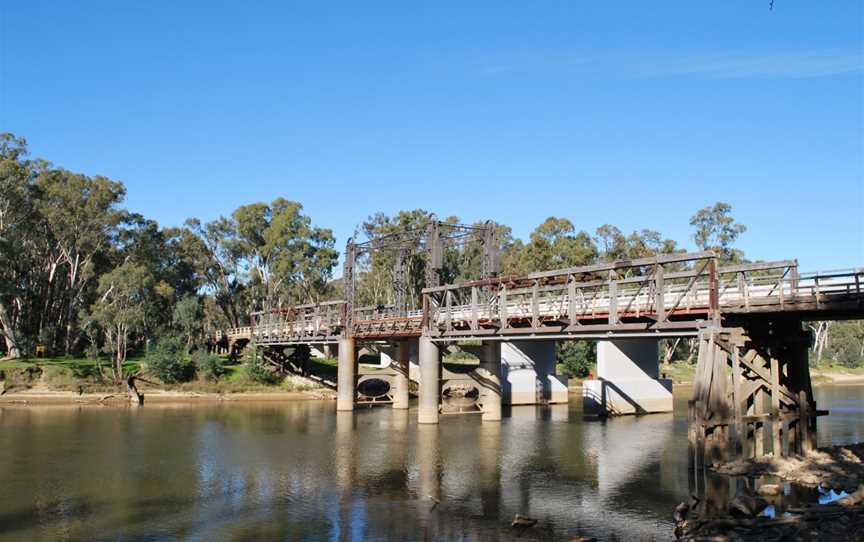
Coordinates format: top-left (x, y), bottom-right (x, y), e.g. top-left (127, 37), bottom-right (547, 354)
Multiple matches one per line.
top-left (0, 384), bottom-right (861, 541)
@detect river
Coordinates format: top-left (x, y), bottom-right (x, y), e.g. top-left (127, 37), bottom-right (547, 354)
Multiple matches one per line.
top-left (1, 385), bottom-right (862, 541)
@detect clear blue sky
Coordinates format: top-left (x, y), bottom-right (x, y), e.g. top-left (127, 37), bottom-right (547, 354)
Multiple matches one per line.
top-left (2, 1), bottom-right (862, 271)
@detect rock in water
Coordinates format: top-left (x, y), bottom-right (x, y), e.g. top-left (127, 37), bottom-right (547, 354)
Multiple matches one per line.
top-left (511, 514), bottom-right (538, 528)
top-left (757, 484), bottom-right (782, 497)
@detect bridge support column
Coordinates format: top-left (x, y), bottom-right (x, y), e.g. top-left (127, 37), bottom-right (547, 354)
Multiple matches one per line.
top-left (582, 339), bottom-right (672, 416)
top-left (418, 336), bottom-right (440, 424)
top-left (478, 341), bottom-right (502, 421)
top-left (336, 337), bottom-right (356, 412)
top-left (501, 340), bottom-right (568, 405)
top-left (393, 339), bottom-right (411, 409)
top-left (689, 323), bottom-right (816, 470)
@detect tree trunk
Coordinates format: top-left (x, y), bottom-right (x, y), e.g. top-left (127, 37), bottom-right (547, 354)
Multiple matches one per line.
top-left (126, 375), bottom-right (144, 405)
top-left (0, 300), bottom-right (21, 359)
top-left (114, 324), bottom-right (126, 382)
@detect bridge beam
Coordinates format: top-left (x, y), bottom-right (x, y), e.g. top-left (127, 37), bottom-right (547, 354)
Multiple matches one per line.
top-left (393, 339), bottom-right (411, 409)
top-left (583, 339), bottom-right (672, 416)
top-left (478, 341), bottom-right (502, 421)
top-left (336, 337), bottom-right (356, 411)
top-left (418, 335), bottom-right (441, 424)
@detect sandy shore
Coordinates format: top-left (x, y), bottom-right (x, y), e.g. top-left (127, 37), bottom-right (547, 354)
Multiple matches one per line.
top-left (0, 388), bottom-right (336, 405)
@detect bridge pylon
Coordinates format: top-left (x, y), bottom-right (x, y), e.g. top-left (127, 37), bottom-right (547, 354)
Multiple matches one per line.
top-left (688, 319), bottom-right (819, 470)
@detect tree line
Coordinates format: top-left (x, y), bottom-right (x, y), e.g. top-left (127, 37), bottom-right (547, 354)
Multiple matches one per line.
top-left (1, 132), bottom-right (861, 380)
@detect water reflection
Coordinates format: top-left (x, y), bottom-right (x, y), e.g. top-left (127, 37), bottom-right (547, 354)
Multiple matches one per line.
top-left (0, 385), bottom-right (861, 541)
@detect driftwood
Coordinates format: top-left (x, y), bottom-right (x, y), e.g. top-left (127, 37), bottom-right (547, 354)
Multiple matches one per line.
top-left (675, 497), bottom-right (864, 541)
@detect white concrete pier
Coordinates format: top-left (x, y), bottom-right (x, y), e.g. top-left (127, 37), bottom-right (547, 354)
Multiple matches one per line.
top-left (582, 339), bottom-right (672, 416)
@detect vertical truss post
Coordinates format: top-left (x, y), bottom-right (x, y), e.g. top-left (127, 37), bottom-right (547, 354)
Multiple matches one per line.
top-left (425, 221), bottom-right (442, 289)
top-left (499, 285), bottom-right (508, 330)
top-left (655, 263), bottom-right (665, 322)
top-left (708, 256), bottom-right (719, 323)
top-left (343, 239), bottom-right (356, 335)
top-left (608, 270), bottom-right (619, 326)
top-left (531, 280), bottom-right (540, 329)
top-left (470, 286), bottom-right (479, 331)
top-left (482, 221), bottom-right (500, 279)
top-left (393, 247), bottom-right (408, 317)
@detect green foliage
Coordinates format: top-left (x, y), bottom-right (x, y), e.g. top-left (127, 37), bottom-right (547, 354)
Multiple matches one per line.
top-left (822, 321), bottom-right (864, 368)
top-left (173, 295), bottom-right (203, 346)
top-left (690, 202), bottom-right (747, 263)
top-left (146, 337), bottom-right (196, 383)
top-left (557, 341), bottom-right (595, 377)
top-left (505, 217), bottom-right (598, 275)
top-left (243, 349), bottom-right (279, 384)
top-left (193, 349), bottom-right (225, 381)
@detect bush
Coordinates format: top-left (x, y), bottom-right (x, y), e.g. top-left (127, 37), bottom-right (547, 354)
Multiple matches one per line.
top-left (244, 349), bottom-right (278, 385)
top-left (193, 350), bottom-right (225, 382)
top-left (558, 340), bottom-right (595, 378)
top-left (42, 366), bottom-right (78, 390)
top-left (146, 337), bottom-right (196, 383)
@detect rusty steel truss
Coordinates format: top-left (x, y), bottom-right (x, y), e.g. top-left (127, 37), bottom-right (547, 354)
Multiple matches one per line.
top-left (223, 253), bottom-right (862, 346)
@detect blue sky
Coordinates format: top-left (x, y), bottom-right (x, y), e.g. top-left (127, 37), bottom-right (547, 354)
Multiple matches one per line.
top-left (1, 1), bottom-right (862, 271)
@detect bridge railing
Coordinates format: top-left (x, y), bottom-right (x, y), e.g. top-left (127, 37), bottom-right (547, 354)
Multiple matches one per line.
top-left (248, 300), bottom-right (346, 343)
top-left (221, 262), bottom-right (863, 341)
top-left (421, 251), bottom-right (721, 336)
top-left (422, 255), bottom-right (864, 337)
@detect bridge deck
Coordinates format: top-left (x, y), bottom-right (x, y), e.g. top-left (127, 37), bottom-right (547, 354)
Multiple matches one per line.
top-left (221, 254), bottom-right (863, 345)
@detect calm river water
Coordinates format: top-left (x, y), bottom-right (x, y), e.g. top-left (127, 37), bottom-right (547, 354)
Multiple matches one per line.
top-left (1, 386), bottom-right (862, 541)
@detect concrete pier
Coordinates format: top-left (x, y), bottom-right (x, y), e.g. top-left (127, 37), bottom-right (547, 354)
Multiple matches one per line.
top-left (582, 339), bottom-right (672, 416)
top-left (393, 339), bottom-right (410, 409)
top-left (478, 341), bottom-right (502, 421)
top-left (501, 340), bottom-right (568, 405)
top-left (418, 335), bottom-right (440, 424)
top-left (336, 337), bottom-right (356, 411)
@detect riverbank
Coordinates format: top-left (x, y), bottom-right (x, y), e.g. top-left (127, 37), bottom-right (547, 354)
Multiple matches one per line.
top-left (712, 443), bottom-right (864, 489)
top-left (0, 356), bottom-right (336, 405)
top-left (0, 388), bottom-right (335, 405)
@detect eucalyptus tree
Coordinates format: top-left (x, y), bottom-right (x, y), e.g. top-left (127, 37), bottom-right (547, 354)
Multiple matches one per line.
top-left (187, 198), bottom-right (338, 318)
top-left (0, 134), bottom-right (33, 357)
top-left (690, 202), bottom-right (747, 263)
top-left (504, 217), bottom-right (598, 275)
top-left (184, 217), bottom-right (247, 328)
top-left (35, 169), bottom-right (126, 354)
top-left (86, 261), bottom-right (164, 381)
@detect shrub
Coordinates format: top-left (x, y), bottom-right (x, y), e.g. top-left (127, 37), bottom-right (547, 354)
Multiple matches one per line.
top-left (193, 350), bottom-right (225, 382)
top-left (558, 340), bottom-right (595, 378)
top-left (244, 349), bottom-right (278, 385)
top-left (146, 337), bottom-right (196, 383)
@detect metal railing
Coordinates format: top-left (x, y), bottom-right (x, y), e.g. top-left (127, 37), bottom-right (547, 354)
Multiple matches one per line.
top-left (220, 255), bottom-right (863, 342)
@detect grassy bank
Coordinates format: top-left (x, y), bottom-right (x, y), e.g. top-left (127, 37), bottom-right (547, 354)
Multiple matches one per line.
top-left (0, 355), bottom-right (333, 397)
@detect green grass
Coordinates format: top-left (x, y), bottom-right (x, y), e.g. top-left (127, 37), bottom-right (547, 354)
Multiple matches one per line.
top-left (0, 353), bottom-right (330, 394)
top-left (0, 356), bottom-right (142, 373)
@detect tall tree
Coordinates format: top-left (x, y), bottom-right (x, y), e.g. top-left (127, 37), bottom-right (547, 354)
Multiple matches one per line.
top-left (86, 261), bottom-right (160, 381)
top-left (0, 134), bottom-right (34, 358)
top-left (36, 169), bottom-right (126, 354)
top-left (690, 202), bottom-right (747, 263)
top-left (505, 217), bottom-right (597, 274)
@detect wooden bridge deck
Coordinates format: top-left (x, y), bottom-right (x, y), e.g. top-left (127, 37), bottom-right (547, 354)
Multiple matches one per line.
top-left (220, 253), bottom-right (863, 346)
